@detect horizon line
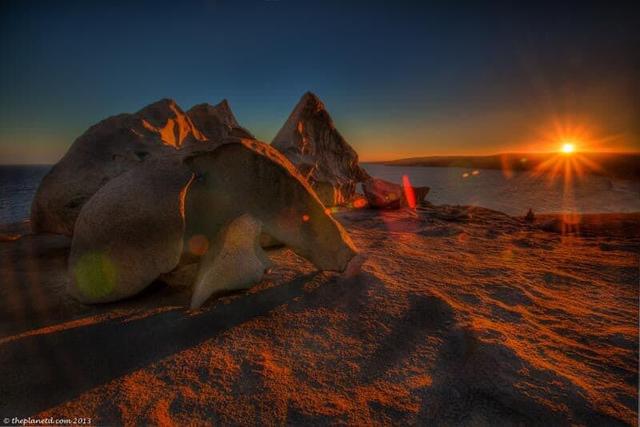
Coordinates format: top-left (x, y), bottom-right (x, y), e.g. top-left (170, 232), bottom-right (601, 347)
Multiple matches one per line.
top-left (361, 150), bottom-right (640, 163)
top-left (3, 150), bottom-right (640, 166)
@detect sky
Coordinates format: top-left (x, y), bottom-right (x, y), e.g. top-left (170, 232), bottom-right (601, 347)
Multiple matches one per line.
top-left (1, 0), bottom-right (638, 163)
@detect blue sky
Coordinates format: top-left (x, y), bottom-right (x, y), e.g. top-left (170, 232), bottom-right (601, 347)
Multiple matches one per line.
top-left (1, 0), bottom-right (638, 163)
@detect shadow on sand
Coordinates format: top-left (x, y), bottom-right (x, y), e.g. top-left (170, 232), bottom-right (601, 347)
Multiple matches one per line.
top-left (0, 271), bottom-right (322, 416)
top-left (0, 266), bottom-right (632, 426)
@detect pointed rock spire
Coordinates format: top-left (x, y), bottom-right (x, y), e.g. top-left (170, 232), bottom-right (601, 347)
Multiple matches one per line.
top-left (271, 92), bottom-right (369, 206)
top-left (187, 99), bottom-right (255, 141)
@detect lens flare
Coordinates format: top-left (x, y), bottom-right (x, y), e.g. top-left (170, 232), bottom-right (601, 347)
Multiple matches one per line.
top-left (530, 147), bottom-right (604, 235)
top-left (74, 252), bottom-right (117, 299)
top-left (352, 198), bottom-right (367, 209)
top-left (402, 175), bottom-right (416, 208)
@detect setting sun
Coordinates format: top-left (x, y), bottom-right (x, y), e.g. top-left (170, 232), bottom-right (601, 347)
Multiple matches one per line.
top-left (561, 142), bottom-right (576, 154)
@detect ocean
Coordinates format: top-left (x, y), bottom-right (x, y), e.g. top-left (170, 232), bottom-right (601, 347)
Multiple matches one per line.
top-left (0, 165), bottom-right (51, 225)
top-left (362, 164), bottom-right (640, 216)
top-left (1, 164), bottom-right (639, 225)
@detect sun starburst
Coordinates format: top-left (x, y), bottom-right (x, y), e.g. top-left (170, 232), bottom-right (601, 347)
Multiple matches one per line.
top-left (561, 142), bottom-right (575, 154)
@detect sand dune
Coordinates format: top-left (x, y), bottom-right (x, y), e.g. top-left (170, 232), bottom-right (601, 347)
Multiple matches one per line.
top-left (0, 206), bottom-right (638, 425)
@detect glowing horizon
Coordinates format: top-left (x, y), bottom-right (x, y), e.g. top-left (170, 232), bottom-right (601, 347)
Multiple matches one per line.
top-left (358, 145), bottom-right (639, 163)
top-left (1, 133), bottom-right (638, 165)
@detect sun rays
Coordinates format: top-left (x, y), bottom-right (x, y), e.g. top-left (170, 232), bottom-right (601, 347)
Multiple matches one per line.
top-left (524, 121), bottom-right (612, 232)
top-left (531, 127), bottom-right (605, 184)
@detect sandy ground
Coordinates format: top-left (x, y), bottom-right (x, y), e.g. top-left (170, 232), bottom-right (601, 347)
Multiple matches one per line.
top-left (0, 206), bottom-right (638, 426)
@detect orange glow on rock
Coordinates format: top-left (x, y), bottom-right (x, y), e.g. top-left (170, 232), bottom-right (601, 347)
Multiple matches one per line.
top-left (179, 175), bottom-right (196, 219)
top-left (188, 234), bottom-right (209, 256)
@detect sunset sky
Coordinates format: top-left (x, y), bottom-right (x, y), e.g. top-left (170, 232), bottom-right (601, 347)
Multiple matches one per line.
top-left (1, 0), bottom-right (638, 163)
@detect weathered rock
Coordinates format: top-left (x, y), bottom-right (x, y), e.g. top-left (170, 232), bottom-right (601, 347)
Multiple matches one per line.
top-left (363, 179), bottom-right (403, 209)
top-left (31, 99), bottom-right (208, 236)
top-left (190, 213), bottom-right (271, 308)
top-left (412, 186), bottom-right (431, 205)
top-left (363, 178), bottom-right (430, 209)
top-left (184, 138), bottom-right (359, 273)
top-left (31, 98), bottom-right (257, 237)
top-left (68, 137), bottom-right (361, 306)
top-left (271, 92), bottom-right (369, 206)
top-left (68, 156), bottom-right (194, 303)
top-left (187, 99), bottom-right (255, 141)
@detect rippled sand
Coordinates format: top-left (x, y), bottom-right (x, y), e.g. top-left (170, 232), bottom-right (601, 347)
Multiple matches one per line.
top-left (0, 206), bottom-right (638, 425)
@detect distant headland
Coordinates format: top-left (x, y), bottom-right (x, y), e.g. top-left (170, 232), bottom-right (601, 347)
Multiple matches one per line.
top-left (376, 152), bottom-right (640, 181)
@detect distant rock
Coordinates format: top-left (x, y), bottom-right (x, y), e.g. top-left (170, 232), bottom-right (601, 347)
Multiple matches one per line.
top-left (525, 208), bottom-right (535, 223)
top-left (363, 179), bottom-right (403, 209)
top-left (271, 92), bottom-right (369, 206)
top-left (412, 186), bottom-right (431, 206)
top-left (540, 218), bottom-right (564, 233)
top-left (363, 178), bottom-right (430, 209)
top-left (187, 99), bottom-right (255, 141)
top-left (31, 99), bottom-right (210, 235)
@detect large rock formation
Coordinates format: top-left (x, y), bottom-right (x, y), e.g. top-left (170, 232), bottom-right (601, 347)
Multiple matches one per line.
top-left (187, 99), bottom-right (255, 141)
top-left (184, 138), bottom-right (359, 273)
top-left (31, 98), bottom-right (254, 236)
top-left (67, 137), bottom-right (361, 307)
top-left (31, 99), bottom-right (205, 235)
top-left (68, 156), bottom-right (193, 303)
top-left (271, 92), bottom-right (369, 206)
top-left (35, 97), bottom-right (366, 306)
